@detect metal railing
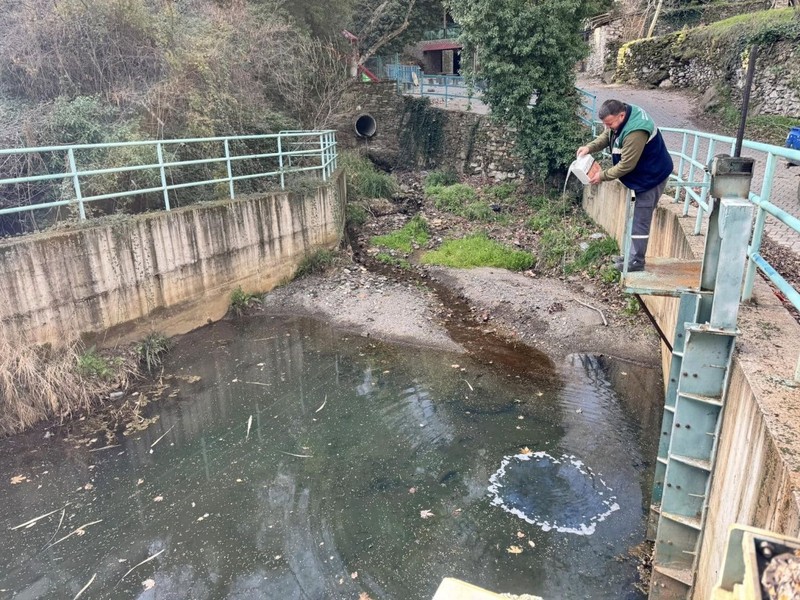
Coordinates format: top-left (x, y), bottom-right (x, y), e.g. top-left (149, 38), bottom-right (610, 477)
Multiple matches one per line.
top-left (661, 127), bottom-right (800, 313)
top-left (576, 88), bottom-right (598, 136)
top-left (0, 130), bottom-right (337, 226)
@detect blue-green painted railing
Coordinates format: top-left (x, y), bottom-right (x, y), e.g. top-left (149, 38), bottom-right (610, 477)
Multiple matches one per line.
top-left (0, 130), bottom-right (338, 221)
top-left (660, 127), bottom-right (800, 313)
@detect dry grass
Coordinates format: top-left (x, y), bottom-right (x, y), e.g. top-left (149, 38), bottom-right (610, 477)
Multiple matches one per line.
top-left (0, 337), bottom-right (134, 437)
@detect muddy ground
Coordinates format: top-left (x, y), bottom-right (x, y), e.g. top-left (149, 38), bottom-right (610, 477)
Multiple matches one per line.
top-left (259, 172), bottom-right (661, 370)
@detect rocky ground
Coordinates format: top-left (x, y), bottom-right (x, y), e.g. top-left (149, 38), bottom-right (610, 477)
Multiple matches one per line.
top-left (260, 172), bottom-right (662, 370)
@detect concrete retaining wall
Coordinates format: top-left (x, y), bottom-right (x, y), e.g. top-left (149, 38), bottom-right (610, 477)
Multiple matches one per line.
top-left (0, 172), bottom-right (346, 346)
top-left (583, 182), bottom-right (800, 597)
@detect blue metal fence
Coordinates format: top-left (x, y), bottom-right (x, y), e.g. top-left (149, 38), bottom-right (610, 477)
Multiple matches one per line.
top-left (0, 130), bottom-right (337, 225)
top-left (660, 127), bottom-right (800, 312)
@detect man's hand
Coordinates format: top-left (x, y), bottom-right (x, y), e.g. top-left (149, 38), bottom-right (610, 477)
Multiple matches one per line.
top-left (576, 146), bottom-right (590, 158)
top-left (588, 170), bottom-right (603, 185)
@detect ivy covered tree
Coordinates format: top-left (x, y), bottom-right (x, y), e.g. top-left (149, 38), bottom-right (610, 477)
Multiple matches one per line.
top-left (448, 0), bottom-right (609, 176)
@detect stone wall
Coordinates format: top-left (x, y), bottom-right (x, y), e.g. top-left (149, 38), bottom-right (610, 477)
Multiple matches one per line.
top-left (337, 83), bottom-right (524, 181)
top-left (615, 14), bottom-right (800, 117)
top-left (0, 173), bottom-right (346, 346)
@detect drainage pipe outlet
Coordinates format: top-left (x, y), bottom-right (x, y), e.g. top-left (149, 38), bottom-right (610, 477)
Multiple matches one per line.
top-left (355, 114), bottom-right (377, 138)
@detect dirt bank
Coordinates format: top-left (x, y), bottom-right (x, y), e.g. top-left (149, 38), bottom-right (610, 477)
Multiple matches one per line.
top-left (259, 173), bottom-right (661, 369)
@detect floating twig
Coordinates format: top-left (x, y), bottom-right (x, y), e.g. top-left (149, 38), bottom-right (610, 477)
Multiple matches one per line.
top-left (575, 300), bottom-right (608, 327)
top-left (43, 508), bottom-right (66, 548)
top-left (314, 395), bottom-right (327, 413)
top-left (117, 549), bottom-right (165, 584)
top-left (11, 504), bottom-right (70, 530)
top-left (45, 520), bottom-right (103, 549)
top-left (88, 444), bottom-right (120, 453)
top-left (245, 415), bottom-right (253, 442)
top-left (278, 451), bottom-right (313, 458)
top-left (72, 573), bottom-right (96, 600)
top-left (244, 381), bottom-right (270, 387)
top-left (149, 425), bottom-right (175, 451)
top-left (462, 379), bottom-right (474, 392)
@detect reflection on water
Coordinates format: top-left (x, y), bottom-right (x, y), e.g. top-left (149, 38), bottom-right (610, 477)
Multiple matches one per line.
top-left (0, 316), bottom-right (660, 600)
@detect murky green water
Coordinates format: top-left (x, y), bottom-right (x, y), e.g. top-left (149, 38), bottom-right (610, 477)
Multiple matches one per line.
top-left (0, 316), bottom-right (661, 599)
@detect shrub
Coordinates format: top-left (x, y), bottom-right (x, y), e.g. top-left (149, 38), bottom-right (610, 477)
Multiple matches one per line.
top-left (422, 234), bottom-right (534, 270)
top-left (371, 214), bottom-right (429, 253)
top-left (346, 202), bottom-right (369, 228)
top-left (486, 182), bottom-right (518, 202)
top-left (78, 347), bottom-right (116, 379)
top-left (136, 333), bottom-right (170, 374)
top-left (294, 249), bottom-right (336, 278)
top-left (230, 286), bottom-right (262, 316)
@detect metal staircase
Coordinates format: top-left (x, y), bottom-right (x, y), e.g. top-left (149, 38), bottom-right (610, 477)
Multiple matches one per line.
top-left (621, 157), bottom-right (755, 599)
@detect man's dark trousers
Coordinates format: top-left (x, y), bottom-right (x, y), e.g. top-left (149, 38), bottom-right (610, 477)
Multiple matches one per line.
top-left (630, 179), bottom-right (668, 263)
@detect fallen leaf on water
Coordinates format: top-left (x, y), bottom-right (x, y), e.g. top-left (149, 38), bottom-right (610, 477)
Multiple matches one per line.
top-left (359, 593), bottom-right (373, 600)
top-left (137, 479), bottom-right (144, 486)
top-left (350, 571), bottom-right (358, 579)
top-left (519, 447), bottom-right (532, 456)
top-left (142, 579), bottom-right (155, 590)
top-left (10, 475), bottom-right (28, 485)
top-left (420, 509), bottom-right (434, 519)
top-left (507, 545), bottom-right (523, 554)
top-left (516, 531), bottom-right (526, 538)
top-left (450, 364), bottom-right (460, 369)
top-left (338, 577), bottom-right (344, 585)
top-left (517, 416), bottom-right (525, 420)
top-left (153, 496), bottom-right (163, 502)
top-left (408, 487), bottom-right (416, 494)
top-left (84, 483), bottom-right (94, 491)
top-left (528, 540), bottom-right (536, 548)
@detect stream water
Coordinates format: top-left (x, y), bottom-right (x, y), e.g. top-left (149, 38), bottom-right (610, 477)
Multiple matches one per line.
top-left (0, 315), bottom-right (661, 600)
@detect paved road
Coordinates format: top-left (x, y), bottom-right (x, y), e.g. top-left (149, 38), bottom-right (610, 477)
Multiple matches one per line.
top-left (577, 76), bottom-right (800, 255)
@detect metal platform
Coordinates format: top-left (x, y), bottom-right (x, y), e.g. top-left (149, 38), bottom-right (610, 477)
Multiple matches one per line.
top-left (622, 257), bottom-right (704, 296)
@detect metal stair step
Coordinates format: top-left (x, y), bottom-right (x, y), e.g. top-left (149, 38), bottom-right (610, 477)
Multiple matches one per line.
top-left (669, 453), bottom-right (712, 471)
top-left (660, 510), bottom-right (702, 531)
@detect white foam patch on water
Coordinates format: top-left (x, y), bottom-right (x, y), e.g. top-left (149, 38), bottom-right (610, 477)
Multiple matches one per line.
top-left (487, 451), bottom-right (619, 536)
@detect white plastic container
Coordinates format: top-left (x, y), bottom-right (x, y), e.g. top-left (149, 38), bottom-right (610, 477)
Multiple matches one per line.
top-left (568, 155), bottom-right (600, 185)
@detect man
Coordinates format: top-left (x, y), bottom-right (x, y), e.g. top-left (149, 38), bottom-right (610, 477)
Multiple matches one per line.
top-left (577, 99), bottom-right (674, 272)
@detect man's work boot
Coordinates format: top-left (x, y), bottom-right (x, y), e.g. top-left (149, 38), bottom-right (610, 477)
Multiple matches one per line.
top-left (614, 258), bottom-right (645, 272)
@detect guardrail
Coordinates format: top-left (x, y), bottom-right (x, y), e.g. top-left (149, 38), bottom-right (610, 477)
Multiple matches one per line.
top-left (660, 127), bottom-right (800, 314)
top-left (0, 130), bottom-right (337, 229)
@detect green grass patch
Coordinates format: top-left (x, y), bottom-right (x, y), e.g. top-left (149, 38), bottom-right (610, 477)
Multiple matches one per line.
top-left (424, 169), bottom-right (459, 190)
top-left (371, 214), bottom-right (429, 253)
top-left (339, 152), bottom-right (397, 200)
top-left (375, 252), bottom-right (412, 269)
top-left (486, 182), bottom-right (518, 202)
top-left (462, 201), bottom-right (495, 222)
top-left (422, 234), bottom-right (534, 271)
top-left (426, 183), bottom-right (478, 212)
top-left (570, 237), bottom-right (619, 273)
top-left (294, 249), bottom-right (336, 279)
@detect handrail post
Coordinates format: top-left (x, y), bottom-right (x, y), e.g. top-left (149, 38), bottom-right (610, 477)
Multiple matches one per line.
top-left (742, 152), bottom-right (776, 301)
top-left (156, 142), bottom-right (171, 211)
top-left (445, 76), bottom-right (449, 107)
top-left (687, 135), bottom-right (701, 228)
top-left (224, 138), bottom-right (235, 200)
top-left (675, 133), bottom-right (688, 207)
top-left (320, 133), bottom-right (327, 181)
top-left (277, 133), bottom-right (285, 190)
top-left (67, 148), bottom-right (86, 220)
